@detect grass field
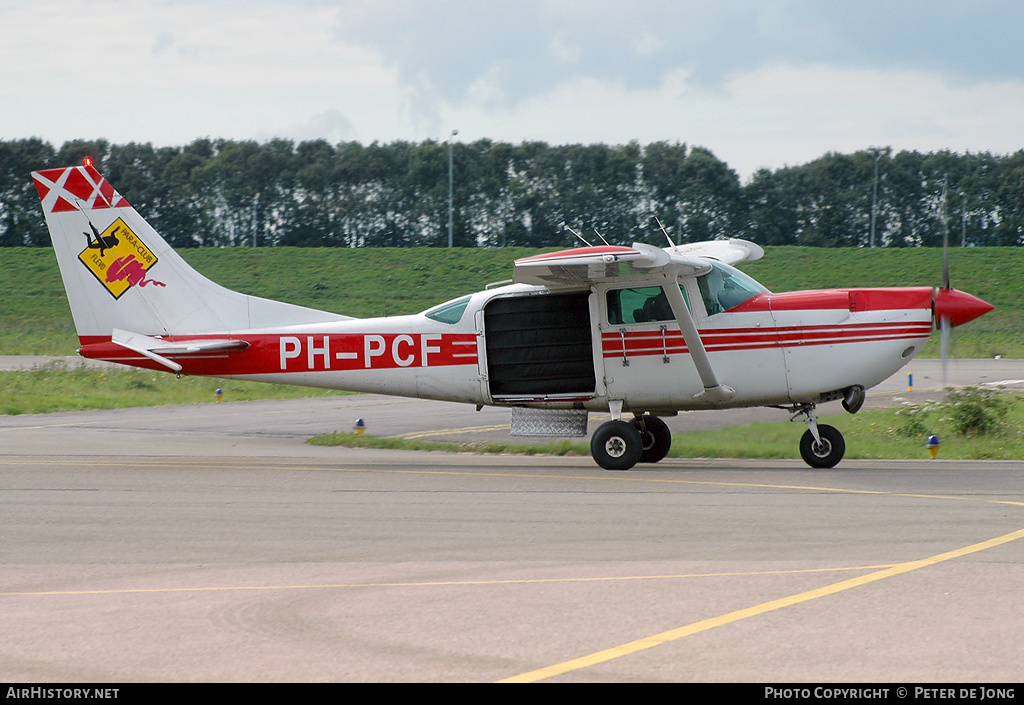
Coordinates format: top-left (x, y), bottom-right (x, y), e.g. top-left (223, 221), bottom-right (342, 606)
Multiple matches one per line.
top-left (0, 363), bottom-right (347, 415)
top-left (1, 245), bottom-right (1020, 356)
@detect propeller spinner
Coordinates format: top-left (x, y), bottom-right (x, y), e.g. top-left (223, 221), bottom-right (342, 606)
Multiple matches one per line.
top-left (933, 287), bottom-right (994, 329)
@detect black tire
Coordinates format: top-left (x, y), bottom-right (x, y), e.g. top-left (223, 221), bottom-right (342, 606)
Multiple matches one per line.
top-left (799, 424), bottom-right (845, 468)
top-left (590, 420), bottom-right (643, 471)
top-left (631, 415), bottom-right (672, 463)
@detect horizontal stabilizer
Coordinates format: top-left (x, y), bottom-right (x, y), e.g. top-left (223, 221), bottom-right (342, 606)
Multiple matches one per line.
top-left (111, 328), bottom-right (250, 372)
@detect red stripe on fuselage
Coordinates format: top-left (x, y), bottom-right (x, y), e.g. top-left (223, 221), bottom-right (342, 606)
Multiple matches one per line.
top-left (729, 287), bottom-right (933, 313)
top-left (601, 321), bottom-right (932, 358)
top-left (78, 332), bottom-right (479, 376)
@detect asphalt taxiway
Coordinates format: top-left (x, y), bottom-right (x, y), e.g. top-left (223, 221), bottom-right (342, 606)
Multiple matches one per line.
top-left (1, 358), bottom-right (1023, 682)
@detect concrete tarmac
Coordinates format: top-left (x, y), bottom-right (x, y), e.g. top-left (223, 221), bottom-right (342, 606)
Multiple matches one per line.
top-left (2, 358), bottom-right (1024, 682)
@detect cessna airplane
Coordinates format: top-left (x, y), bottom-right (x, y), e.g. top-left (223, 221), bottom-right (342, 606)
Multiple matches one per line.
top-left (32, 163), bottom-right (993, 470)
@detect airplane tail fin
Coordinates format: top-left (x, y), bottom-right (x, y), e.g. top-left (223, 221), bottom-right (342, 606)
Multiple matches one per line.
top-left (32, 163), bottom-right (349, 343)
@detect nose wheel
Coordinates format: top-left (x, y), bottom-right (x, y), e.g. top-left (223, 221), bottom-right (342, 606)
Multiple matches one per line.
top-left (799, 424), bottom-right (845, 468)
top-left (791, 404), bottom-right (846, 468)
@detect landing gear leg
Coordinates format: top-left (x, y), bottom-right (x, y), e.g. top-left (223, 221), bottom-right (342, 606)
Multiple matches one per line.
top-left (793, 404), bottom-right (845, 468)
top-left (630, 415), bottom-right (672, 463)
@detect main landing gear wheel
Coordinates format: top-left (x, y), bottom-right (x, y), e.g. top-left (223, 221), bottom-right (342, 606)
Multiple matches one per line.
top-left (591, 420), bottom-right (643, 471)
top-left (799, 424), bottom-right (845, 468)
top-left (631, 415), bottom-right (672, 464)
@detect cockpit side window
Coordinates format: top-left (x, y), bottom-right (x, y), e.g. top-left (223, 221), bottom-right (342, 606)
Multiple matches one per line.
top-left (696, 261), bottom-right (768, 315)
top-left (424, 295), bottom-right (472, 324)
top-left (606, 286), bottom-right (690, 325)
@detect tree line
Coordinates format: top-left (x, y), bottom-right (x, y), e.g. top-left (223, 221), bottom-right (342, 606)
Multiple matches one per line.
top-left (2, 137), bottom-right (1022, 248)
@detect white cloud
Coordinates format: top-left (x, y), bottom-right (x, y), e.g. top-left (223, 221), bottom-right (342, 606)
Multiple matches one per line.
top-left (631, 30), bottom-right (667, 59)
top-left (442, 62), bottom-right (1024, 180)
top-left (547, 33), bottom-right (583, 65)
top-left (268, 109), bottom-right (356, 144)
top-left (1, 1), bottom-right (1022, 180)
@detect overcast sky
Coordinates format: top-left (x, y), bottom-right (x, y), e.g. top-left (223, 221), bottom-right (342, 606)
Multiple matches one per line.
top-left (3, 0), bottom-right (1022, 180)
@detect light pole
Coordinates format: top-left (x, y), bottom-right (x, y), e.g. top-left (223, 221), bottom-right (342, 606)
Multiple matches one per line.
top-left (253, 191), bottom-right (259, 248)
top-left (961, 192), bottom-right (967, 247)
top-left (448, 129), bottom-right (458, 248)
top-left (870, 150), bottom-right (880, 248)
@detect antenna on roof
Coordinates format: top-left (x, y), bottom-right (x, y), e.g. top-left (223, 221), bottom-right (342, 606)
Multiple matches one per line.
top-left (656, 217), bottom-right (678, 252)
top-left (593, 228), bottom-right (611, 246)
top-left (564, 224), bottom-right (593, 247)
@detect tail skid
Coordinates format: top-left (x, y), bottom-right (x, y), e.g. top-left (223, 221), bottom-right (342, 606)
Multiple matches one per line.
top-left (32, 164), bottom-right (349, 343)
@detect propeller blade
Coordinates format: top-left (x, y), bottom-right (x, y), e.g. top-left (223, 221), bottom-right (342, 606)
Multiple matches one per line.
top-left (941, 178), bottom-right (951, 290)
top-left (939, 180), bottom-right (951, 387)
top-left (940, 315), bottom-right (951, 387)
top-left (942, 232), bottom-right (950, 290)
top-left (934, 178), bottom-right (992, 389)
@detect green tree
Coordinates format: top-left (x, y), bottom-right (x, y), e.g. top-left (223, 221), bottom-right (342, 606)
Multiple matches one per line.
top-left (642, 143), bottom-right (741, 244)
top-left (0, 138), bottom-right (56, 246)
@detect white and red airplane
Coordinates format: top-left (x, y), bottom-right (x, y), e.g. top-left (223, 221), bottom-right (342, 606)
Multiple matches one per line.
top-left (33, 162), bottom-right (993, 470)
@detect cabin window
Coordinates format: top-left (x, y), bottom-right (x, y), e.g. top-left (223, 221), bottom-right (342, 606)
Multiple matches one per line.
top-left (606, 286), bottom-right (690, 325)
top-left (424, 295), bottom-right (471, 324)
top-left (696, 261), bottom-right (767, 315)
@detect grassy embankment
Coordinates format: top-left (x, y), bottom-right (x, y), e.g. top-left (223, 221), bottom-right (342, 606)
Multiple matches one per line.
top-left (3, 245), bottom-right (1020, 357)
top-left (3, 246), bottom-right (1023, 460)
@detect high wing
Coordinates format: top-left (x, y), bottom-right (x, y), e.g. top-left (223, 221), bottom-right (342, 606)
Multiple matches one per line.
top-left (669, 238), bottom-right (765, 265)
top-left (513, 243), bottom-right (704, 286)
top-left (511, 239), bottom-right (763, 286)
top-left (514, 239), bottom-right (764, 403)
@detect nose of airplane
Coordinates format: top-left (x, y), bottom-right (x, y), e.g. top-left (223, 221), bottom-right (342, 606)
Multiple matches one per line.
top-left (933, 288), bottom-right (994, 328)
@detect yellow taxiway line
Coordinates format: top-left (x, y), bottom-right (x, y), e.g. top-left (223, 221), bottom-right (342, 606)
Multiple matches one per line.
top-left (498, 526), bottom-right (1024, 682)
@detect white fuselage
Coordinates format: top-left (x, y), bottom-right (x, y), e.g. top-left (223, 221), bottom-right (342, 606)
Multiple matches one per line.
top-left (85, 279), bottom-right (932, 415)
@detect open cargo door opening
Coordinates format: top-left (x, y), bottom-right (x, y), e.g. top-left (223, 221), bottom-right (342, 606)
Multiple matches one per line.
top-left (484, 292), bottom-right (596, 399)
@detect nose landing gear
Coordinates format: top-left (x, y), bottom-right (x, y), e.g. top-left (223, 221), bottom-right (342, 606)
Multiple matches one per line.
top-left (791, 403), bottom-right (846, 468)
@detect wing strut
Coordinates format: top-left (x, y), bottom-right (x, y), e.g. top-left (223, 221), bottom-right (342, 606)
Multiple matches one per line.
top-left (660, 277), bottom-right (736, 403)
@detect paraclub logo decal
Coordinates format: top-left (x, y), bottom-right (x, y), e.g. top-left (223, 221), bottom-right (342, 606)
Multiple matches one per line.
top-left (78, 218), bottom-right (166, 299)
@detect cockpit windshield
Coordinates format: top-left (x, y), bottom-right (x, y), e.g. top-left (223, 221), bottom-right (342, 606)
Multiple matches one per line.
top-left (696, 261), bottom-right (768, 315)
top-left (424, 295), bottom-right (472, 324)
